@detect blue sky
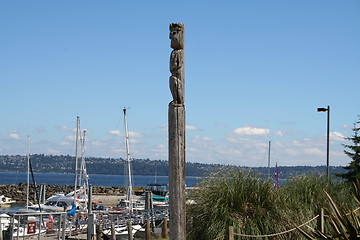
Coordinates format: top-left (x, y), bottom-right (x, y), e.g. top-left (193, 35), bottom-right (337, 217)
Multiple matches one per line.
top-left (0, 1), bottom-right (359, 167)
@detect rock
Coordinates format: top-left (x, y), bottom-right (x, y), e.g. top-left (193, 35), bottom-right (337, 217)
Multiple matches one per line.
top-left (0, 184), bottom-right (131, 201)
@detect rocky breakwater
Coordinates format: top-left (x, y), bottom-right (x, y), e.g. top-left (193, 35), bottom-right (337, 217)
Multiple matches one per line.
top-left (0, 184), bottom-right (128, 202)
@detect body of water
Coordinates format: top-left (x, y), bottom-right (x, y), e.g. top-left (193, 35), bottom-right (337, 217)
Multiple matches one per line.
top-left (0, 172), bottom-right (203, 212)
top-left (0, 172), bottom-right (202, 187)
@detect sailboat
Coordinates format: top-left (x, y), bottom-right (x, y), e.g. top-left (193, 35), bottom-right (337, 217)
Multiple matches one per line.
top-left (26, 136), bottom-right (30, 209)
top-left (117, 108), bottom-right (144, 212)
top-left (66, 119), bottom-right (89, 207)
top-left (17, 136), bottom-right (46, 213)
top-left (64, 117), bottom-right (89, 211)
top-left (25, 118), bottom-right (89, 213)
top-left (107, 109), bottom-right (143, 239)
top-left (16, 136), bottom-right (32, 212)
top-left (78, 130), bottom-right (90, 203)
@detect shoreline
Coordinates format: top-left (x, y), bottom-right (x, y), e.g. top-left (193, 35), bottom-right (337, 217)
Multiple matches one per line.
top-left (0, 184), bottom-right (145, 203)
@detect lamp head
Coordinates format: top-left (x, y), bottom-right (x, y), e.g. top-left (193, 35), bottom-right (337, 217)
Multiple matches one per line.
top-left (317, 107), bottom-right (328, 112)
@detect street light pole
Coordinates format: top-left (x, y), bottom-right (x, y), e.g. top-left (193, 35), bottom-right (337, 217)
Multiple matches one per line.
top-left (317, 106), bottom-right (330, 182)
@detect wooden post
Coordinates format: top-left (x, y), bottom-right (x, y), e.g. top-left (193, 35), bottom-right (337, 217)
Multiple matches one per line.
top-left (87, 214), bottom-right (95, 240)
top-left (96, 224), bottom-right (102, 240)
top-left (228, 226), bottom-right (234, 240)
top-left (151, 219), bottom-right (155, 233)
top-left (88, 185), bottom-right (93, 212)
top-left (127, 221), bottom-right (133, 240)
top-left (169, 22), bottom-right (186, 240)
top-left (61, 213), bottom-right (66, 240)
top-left (145, 191), bottom-right (153, 210)
top-left (38, 214), bottom-right (43, 239)
top-left (145, 219), bottom-right (151, 240)
top-left (161, 217), bottom-right (168, 238)
top-left (111, 224), bottom-right (116, 240)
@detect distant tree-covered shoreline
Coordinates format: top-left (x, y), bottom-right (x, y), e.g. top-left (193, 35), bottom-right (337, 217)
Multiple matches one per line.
top-left (0, 154), bottom-right (224, 176)
top-left (0, 154), bottom-right (347, 179)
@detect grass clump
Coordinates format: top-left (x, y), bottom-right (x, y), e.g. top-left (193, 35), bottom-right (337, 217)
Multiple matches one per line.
top-left (298, 180), bottom-right (360, 239)
top-left (186, 170), bottom-right (356, 240)
top-left (187, 169), bottom-right (287, 239)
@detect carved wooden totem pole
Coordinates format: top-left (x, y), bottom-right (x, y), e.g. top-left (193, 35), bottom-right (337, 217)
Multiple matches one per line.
top-left (168, 23), bottom-right (186, 240)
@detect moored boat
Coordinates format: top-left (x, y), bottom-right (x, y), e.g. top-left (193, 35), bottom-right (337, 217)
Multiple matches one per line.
top-left (0, 195), bottom-right (16, 206)
top-left (145, 183), bottom-right (168, 197)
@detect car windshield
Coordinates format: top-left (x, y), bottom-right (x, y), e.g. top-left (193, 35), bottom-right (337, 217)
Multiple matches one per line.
top-left (45, 201), bottom-right (57, 206)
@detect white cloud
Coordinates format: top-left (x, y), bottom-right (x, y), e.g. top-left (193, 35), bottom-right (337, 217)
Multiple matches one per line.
top-left (226, 137), bottom-right (241, 143)
top-left (203, 136), bottom-right (212, 141)
top-left (186, 125), bottom-right (200, 131)
top-left (9, 133), bottom-right (20, 140)
top-left (36, 127), bottom-right (47, 133)
top-left (192, 135), bottom-right (213, 143)
top-left (65, 135), bottom-right (76, 141)
top-left (233, 126), bottom-right (270, 136)
top-left (182, 126), bottom-right (353, 166)
top-left (330, 131), bottom-right (346, 141)
top-left (58, 126), bottom-right (75, 132)
top-left (108, 130), bottom-right (121, 136)
top-left (47, 149), bottom-right (61, 155)
top-left (154, 144), bottom-right (166, 152)
top-left (292, 139), bottom-right (319, 147)
top-left (129, 138), bottom-right (140, 144)
top-left (92, 141), bottom-right (104, 147)
top-left (341, 124), bottom-right (349, 129)
top-left (283, 148), bottom-right (299, 156)
top-left (129, 131), bottom-right (143, 138)
top-left (274, 130), bottom-right (284, 137)
top-left (303, 148), bottom-right (323, 155)
top-left (187, 147), bottom-right (199, 153)
top-left (113, 148), bottom-right (123, 153)
top-left (152, 144), bottom-right (167, 159)
top-left (2, 119), bottom-right (348, 168)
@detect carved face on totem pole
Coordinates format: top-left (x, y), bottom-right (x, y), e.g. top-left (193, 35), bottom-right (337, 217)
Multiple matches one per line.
top-left (169, 23), bottom-right (184, 50)
top-left (169, 23), bottom-right (184, 105)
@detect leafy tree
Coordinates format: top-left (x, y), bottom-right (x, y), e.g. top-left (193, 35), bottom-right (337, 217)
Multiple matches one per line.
top-left (336, 116), bottom-right (360, 182)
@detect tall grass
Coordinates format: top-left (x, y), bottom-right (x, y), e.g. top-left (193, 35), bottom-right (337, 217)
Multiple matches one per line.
top-left (279, 175), bottom-right (356, 223)
top-left (298, 180), bottom-right (360, 239)
top-left (186, 169), bottom-right (356, 240)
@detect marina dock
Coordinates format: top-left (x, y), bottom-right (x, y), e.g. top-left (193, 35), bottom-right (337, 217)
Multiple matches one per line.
top-left (1, 206), bottom-right (169, 239)
top-left (0, 194), bottom-right (169, 240)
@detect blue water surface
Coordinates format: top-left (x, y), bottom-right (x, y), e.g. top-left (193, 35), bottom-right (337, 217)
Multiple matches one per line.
top-left (0, 172), bottom-right (202, 187)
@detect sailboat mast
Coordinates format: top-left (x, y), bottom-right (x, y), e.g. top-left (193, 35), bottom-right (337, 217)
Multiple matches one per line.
top-left (267, 141), bottom-right (271, 179)
top-left (79, 130), bottom-right (85, 186)
top-left (26, 135), bottom-right (30, 208)
top-left (123, 108), bottom-right (133, 212)
top-left (74, 116), bottom-right (80, 203)
top-left (80, 130), bottom-right (88, 202)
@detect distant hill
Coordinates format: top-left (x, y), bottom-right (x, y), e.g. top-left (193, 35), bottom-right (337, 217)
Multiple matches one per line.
top-left (0, 154), bottom-right (223, 176)
top-left (0, 154), bottom-right (348, 179)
